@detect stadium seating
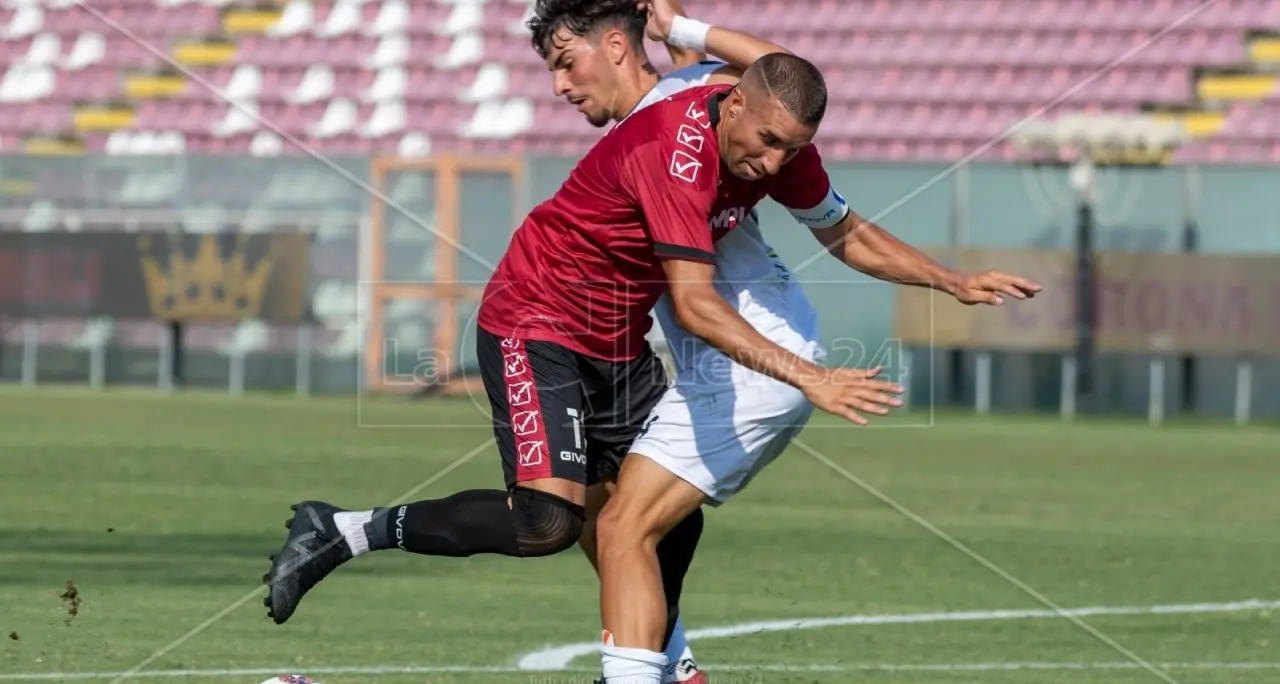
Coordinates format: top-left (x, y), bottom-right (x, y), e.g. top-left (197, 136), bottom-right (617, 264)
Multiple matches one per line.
top-left (0, 0), bottom-right (1278, 162)
top-left (1, 0), bottom-right (1279, 366)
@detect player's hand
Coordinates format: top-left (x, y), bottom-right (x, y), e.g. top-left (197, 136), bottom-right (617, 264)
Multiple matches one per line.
top-left (801, 366), bottom-right (904, 426)
top-left (636, 0), bottom-right (682, 43)
top-left (953, 270), bottom-right (1042, 306)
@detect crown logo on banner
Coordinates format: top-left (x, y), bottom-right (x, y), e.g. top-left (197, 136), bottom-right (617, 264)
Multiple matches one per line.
top-left (136, 232), bottom-right (281, 321)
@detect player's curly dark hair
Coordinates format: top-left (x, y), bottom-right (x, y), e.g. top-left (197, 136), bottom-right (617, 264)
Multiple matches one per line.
top-left (527, 0), bottom-right (647, 60)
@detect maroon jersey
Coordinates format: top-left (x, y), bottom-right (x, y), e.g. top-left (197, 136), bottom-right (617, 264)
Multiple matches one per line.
top-left (477, 84), bottom-right (836, 361)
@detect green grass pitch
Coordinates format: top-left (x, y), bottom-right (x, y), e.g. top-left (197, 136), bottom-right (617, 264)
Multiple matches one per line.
top-left (1, 387), bottom-right (1277, 683)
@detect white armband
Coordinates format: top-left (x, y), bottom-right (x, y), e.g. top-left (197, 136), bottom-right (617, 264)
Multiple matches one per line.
top-left (668, 15), bottom-right (711, 52)
top-left (788, 188), bottom-right (850, 229)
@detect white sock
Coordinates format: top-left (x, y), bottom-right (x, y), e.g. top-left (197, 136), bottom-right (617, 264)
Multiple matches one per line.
top-left (332, 510), bottom-right (373, 556)
top-left (601, 632), bottom-right (665, 684)
top-left (662, 617), bottom-right (696, 682)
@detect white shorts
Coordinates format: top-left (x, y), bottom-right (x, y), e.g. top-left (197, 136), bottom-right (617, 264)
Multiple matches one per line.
top-left (628, 381), bottom-right (814, 506)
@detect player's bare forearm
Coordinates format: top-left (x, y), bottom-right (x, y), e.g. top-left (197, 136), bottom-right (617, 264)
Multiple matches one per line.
top-left (661, 0), bottom-right (704, 68)
top-left (812, 212), bottom-right (962, 296)
top-left (703, 26), bottom-right (792, 71)
top-left (664, 260), bottom-right (823, 388)
top-left (675, 287), bottom-right (824, 387)
top-left (647, 0), bottom-right (790, 75)
top-left (665, 43), bottom-right (703, 69)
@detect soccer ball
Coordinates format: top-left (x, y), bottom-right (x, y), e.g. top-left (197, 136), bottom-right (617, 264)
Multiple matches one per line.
top-left (258, 676), bottom-right (320, 684)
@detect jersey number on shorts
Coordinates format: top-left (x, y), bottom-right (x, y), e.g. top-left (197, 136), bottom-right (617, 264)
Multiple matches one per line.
top-left (566, 407), bottom-right (584, 450)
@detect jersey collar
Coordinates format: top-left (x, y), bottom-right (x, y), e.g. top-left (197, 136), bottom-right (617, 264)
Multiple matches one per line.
top-left (706, 89), bottom-right (731, 129)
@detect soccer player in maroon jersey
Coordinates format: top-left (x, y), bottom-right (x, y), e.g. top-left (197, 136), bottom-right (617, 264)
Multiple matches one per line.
top-left (260, 50), bottom-right (904, 630)
top-left (522, 3), bottom-right (801, 681)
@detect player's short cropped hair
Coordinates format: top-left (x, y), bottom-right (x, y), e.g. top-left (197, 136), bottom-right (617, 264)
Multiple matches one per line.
top-left (745, 53), bottom-right (828, 128)
top-left (527, 0), bottom-right (647, 60)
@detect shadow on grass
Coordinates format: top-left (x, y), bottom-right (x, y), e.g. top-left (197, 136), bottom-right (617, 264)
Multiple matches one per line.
top-left (0, 529), bottom-right (523, 587)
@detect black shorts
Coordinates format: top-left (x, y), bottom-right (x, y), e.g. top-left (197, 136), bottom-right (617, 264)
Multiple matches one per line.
top-left (477, 327), bottom-right (668, 489)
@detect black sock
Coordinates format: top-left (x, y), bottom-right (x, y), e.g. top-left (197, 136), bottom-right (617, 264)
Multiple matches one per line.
top-left (657, 507), bottom-right (704, 647)
top-left (364, 489), bottom-right (521, 557)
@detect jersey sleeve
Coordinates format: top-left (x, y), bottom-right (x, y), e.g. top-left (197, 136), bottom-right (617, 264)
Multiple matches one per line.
top-left (768, 145), bottom-right (851, 230)
top-left (621, 134), bottom-right (720, 264)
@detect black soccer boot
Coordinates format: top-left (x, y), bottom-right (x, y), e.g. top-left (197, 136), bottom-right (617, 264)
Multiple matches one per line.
top-left (262, 501), bottom-right (353, 625)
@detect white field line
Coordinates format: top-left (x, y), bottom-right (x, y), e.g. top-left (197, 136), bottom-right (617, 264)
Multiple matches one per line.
top-left (4, 598), bottom-right (1274, 681)
top-left (518, 598), bottom-right (1280, 669)
top-left (4, 662), bottom-right (1280, 681)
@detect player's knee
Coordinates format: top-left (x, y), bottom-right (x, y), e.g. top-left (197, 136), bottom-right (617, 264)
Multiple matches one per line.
top-left (510, 487), bottom-right (584, 557)
top-left (595, 496), bottom-right (654, 560)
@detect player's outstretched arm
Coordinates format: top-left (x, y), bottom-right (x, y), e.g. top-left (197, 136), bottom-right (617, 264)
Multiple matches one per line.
top-left (640, 0), bottom-right (791, 78)
top-left (809, 213), bottom-right (1043, 306)
top-left (663, 258), bottom-right (902, 425)
top-left (768, 146), bottom-right (1033, 305)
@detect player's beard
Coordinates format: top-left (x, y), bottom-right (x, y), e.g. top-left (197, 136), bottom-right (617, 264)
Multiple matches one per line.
top-left (586, 110), bottom-right (611, 128)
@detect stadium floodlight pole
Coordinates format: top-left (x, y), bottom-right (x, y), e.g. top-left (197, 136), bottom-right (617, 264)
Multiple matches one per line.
top-left (1180, 165), bottom-right (1200, 415)
top-left (1011, 114), bottom-right (1184, 420)
top-left (1068, 155), bottom-right (1097, 418)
